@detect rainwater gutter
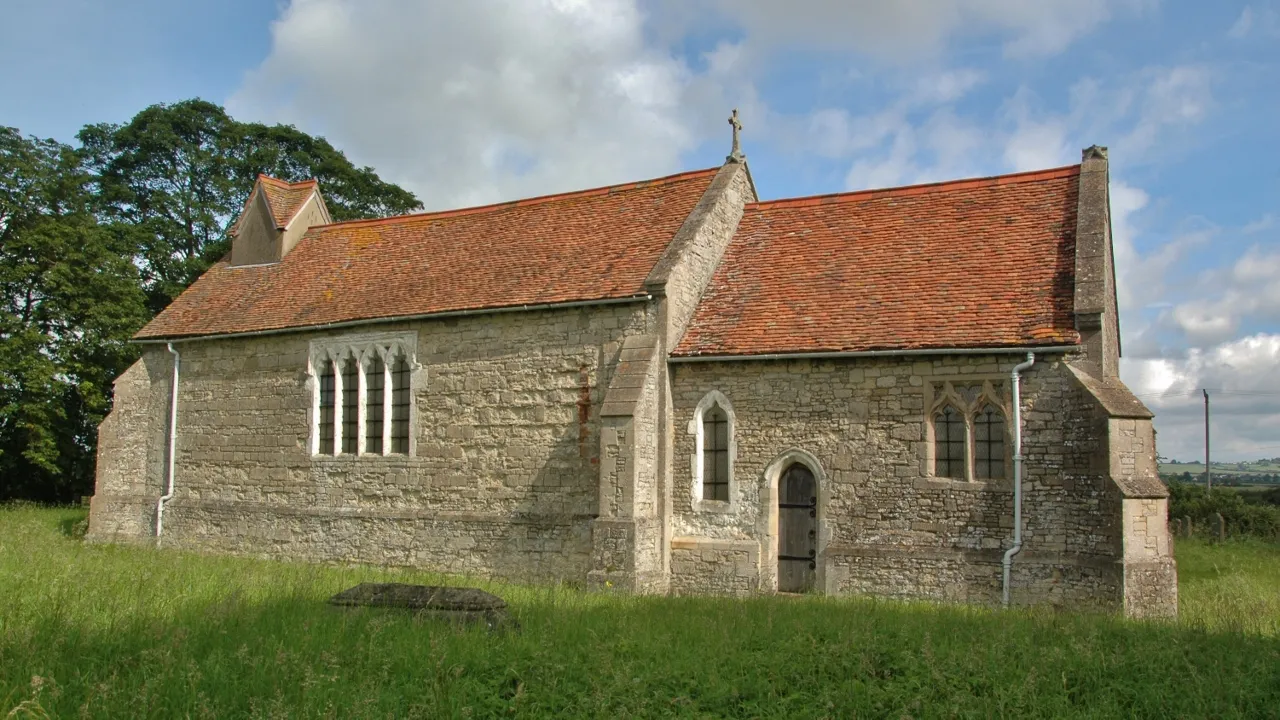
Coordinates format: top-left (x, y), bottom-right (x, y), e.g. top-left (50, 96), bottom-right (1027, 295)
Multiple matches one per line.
top-left (1002, 352), bottom-right (1036, 608)
top-left (131, 295), bottom-right (654, 345)
top-left (669, 345), bottom-right (1075, 363)
top-left (155, 342), bottom-right (179, 544)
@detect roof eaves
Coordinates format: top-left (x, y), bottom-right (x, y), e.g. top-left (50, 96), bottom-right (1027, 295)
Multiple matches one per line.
top-left (133, 293), bottom-right (655, 344)
top-left (669, 343), bottom-right (1083, 362)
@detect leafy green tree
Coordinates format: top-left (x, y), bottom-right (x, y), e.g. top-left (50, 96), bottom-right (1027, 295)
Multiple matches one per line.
top-left (0, 128), bottom-right (150, 502)
top-left (2, 101), bottom-right (420, 502)
top-left (80, 99), bottom-right (422, 312)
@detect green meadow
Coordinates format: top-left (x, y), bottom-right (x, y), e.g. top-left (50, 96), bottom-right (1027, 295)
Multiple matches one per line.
top-left (2, 506), bottom-right (1277, 718)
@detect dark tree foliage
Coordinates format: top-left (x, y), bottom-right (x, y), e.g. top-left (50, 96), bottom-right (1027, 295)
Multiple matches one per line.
top-left (1167, 481), bottom-right (1280, 539)
top-left (0, 128), bottom-right (149, 502)
top-left (80, 99), bottom-right (421, 312)
top-left (2, 100), bottom-right (420, 502)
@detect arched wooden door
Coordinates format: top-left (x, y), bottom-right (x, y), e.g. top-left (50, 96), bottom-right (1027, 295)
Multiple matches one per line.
top-left (778, 463), bottom-right (817, 593)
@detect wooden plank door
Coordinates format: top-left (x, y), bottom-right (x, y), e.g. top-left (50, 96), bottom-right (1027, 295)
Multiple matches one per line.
top-left (778, 463), bottom-right (816, 593)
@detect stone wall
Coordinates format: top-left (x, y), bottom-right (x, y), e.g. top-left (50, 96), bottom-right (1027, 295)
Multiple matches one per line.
top-left (668, 353), bottom-right (1134, 611)
top-left (90, 301), bottom-right (654, 584)
top-left (87, 350), bottom-right (172, 541)
top-left (669, 537), bottom-right (760, 595)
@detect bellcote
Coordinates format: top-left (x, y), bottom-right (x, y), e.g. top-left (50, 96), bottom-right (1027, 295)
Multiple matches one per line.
top-left (229, 175), bottom-right (332, 266)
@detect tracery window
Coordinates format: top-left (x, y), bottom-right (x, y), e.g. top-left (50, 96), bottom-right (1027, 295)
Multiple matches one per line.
top-left (928, 380), bottom-right (1010, 482)
top-left (309, 333), bottom-right (416, 457)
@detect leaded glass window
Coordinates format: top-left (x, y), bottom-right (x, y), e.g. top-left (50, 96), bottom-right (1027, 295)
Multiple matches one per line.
top-left (391, 353), bottom-right (410, 455)
top-left (319, 360), bottom-right (335, 453)
top-left (341, 357), bottom-right (359, 454)
top-left (974, 405), bottom-right (1006, 480)
top-left (365, 355), bottom-right (384, 455)
top-left (934, 406), bottom-right (966, 478)
top-left (702, 404), bottom-right (729, 501)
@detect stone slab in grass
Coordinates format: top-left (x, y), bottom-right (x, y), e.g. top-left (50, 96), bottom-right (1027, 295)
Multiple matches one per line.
top-left (328, 583), bottom-right (516, 630)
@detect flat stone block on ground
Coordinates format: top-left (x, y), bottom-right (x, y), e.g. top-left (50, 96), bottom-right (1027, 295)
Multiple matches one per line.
top-left (328, 583), bottom-right (516, 630)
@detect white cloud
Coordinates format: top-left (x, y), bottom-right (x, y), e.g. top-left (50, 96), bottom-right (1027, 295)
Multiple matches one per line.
top-left (1230, 6), bottom-right (1255, 37)
top-left (1168, 246), bottom-right (1280, 344)
top-left (231, 0), bottom-right (1156, 208)
top-left (705, 0), bottom-right (1151, 60)
top-left (1244, 213), bottom-right (1275, 234)
top-left (1229, 4), bottom-right (1280, 38)
top-left (230, 0), bottom-right (704, 209)
top-left (1122, 335), bottom-right (1280, 462)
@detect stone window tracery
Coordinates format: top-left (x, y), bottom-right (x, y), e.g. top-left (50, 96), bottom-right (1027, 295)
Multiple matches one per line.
top-left (928, 380), bottom-right (1010, 482)
top-left (309, 332), bottom-right (417, 457)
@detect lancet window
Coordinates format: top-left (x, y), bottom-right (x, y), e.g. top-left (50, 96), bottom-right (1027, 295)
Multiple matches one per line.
top-left (690, 390), bottom-right (736, 508)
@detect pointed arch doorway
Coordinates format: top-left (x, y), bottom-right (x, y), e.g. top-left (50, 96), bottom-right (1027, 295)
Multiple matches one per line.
top-left (777, 462), bottom-right (818, 593)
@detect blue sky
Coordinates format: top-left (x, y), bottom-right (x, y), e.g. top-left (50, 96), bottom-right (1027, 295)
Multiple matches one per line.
top-left (2, 0), bottom-right (1278, 461)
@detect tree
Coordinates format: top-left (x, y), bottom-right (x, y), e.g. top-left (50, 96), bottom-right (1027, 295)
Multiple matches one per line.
top-left (0, 127), bottom-right (150, 502)
top-left (1, 101), bottom-right (420, 502)
top-left (80, 99), bottom-right (422, 312)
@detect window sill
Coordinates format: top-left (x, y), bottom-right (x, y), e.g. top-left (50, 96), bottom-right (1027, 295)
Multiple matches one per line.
top-left (310, 453), bottom-right (413, 461)
top-left (692, 498), bottom-right (738, 514)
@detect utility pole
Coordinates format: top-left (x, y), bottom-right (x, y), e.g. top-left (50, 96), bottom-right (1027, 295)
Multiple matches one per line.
top-left (1204, 389), bottom-right (1211, 491)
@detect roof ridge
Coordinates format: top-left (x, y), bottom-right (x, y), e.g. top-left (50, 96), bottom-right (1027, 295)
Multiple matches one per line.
top-left (316, 166), bottom-right (721, 231)
top-left (258, 174), bottom-right (318, 188)
top-left (749, 164), bottom-right (1081, 210)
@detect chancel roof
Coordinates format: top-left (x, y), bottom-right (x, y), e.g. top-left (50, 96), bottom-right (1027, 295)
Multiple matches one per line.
top-left (672, 166), bottom-right (1084, 357)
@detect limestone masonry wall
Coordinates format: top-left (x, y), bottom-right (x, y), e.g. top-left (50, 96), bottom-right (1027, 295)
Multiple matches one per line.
top-left (88, 351), bottom-right (171, 540)
top-left (91, 302), bottom-right (653, 584)
top-left (669, 354), bottom-right (1128, 608)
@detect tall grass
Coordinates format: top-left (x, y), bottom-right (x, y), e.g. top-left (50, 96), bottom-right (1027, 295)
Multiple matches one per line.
top-left (2, 505), bottom-right (1278, 718)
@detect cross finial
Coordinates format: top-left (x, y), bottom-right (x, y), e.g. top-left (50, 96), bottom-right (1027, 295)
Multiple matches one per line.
top-left (727, 108), bottom-right (745, 163)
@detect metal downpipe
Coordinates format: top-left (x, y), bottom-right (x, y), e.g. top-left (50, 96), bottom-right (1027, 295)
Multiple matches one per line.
top-left (1002, 352), bottom-right (1036, 607)
top-left (155, 342), bottom-right (180, 544)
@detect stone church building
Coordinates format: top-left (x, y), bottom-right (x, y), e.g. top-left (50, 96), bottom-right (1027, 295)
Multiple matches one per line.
top-left (87, 129), bottom-right (1177, 617)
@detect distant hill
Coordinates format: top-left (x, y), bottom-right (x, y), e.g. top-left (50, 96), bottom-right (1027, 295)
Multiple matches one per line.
top-left (1160, 458), bottom-right (1280, 486)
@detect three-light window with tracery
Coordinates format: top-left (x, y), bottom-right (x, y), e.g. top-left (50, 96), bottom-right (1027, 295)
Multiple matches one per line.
top-left (312, 335), bottom-right (414, 456)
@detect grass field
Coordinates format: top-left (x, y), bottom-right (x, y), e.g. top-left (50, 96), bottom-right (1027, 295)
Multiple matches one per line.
top-left (2, 507), bottom-right (1278, 718)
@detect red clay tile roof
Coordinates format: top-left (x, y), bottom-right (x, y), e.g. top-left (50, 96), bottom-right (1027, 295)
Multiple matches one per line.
top-left (673, 166), bottom-right (1083, 357)
top-left (258, 175), bottom-right (318, 229)
top-left (135, 168), bottom-right (720, 340)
